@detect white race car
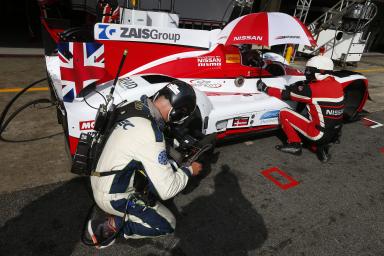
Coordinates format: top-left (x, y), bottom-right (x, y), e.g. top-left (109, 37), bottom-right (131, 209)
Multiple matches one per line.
top-left (41, 9), bottom-right (369, 155)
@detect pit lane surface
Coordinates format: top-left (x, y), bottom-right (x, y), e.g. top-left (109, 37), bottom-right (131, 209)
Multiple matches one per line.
top-left (0, 56), bottom-right (383, 256)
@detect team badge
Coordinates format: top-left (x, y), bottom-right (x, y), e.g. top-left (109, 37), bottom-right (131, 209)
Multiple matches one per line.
top-left (135, 101), bottom-right (143, 110)
top-left (158, 150), bottom-right (168, 165)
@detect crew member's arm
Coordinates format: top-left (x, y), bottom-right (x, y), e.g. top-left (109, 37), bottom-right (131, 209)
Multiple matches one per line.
top-left (132, 121), bottom-right (194, 201)
top-left (257, 80), bottom-right (312, 103)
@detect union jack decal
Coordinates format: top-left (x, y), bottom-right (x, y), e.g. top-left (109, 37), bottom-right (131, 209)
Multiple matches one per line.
top-left (58, 42), bottom-right (105, 102)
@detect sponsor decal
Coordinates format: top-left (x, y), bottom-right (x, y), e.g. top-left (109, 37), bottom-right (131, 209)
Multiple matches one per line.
top-left (98, 24), bottom-right (117, 39)
top-left (197, 56), bottom-right (222, 67)
top-left (233, 35), bottom-right (263, 41)
top-left (87, 131), bottom-right (98, 137)
top-left (98, 24), bottom-right (181, 42)
top-left (325, 109), bottom-right (343, 116)
top-left (119, 77), bottom-right (137, 89)
top-left (117, 119), bottom-right (134, 130)
top-left (95, 23), bottom-right (212, 48)
top-left (189, 79), bottom-right (222, 88)
top-left (167, 83), bottom-right (180, 95)
top-left (158, 150), bottom-right (168, 165)
top-left (225, 54), bottom-right (241, 64)
top-left (275, 35), bottom-right (300, 40)
top-left (134, 101), bottom-right (143, 110)
top-left (260, 110), bottom-right (280, 120)
top-left (121, 27), bottom-right (180, 42)
top-left (259, 118), bottom-right (278, 125)
top-left (232, 117), bottom-right (249, 127)
top-left (79, 120), bottom-right (95, 130)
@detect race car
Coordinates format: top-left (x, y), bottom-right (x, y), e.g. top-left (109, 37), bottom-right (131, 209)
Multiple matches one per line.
top-left (41, 7), bottom-right (369, 156)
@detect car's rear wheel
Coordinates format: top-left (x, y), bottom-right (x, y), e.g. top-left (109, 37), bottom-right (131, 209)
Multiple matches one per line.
top-left (343, 80), bottom-right (367, 122)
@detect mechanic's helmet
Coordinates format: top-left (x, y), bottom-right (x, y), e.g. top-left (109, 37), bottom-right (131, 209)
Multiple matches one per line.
top-left (305, 56), bottom-right (334, 81)
top-left (154, 80), bottom-right (196, 124)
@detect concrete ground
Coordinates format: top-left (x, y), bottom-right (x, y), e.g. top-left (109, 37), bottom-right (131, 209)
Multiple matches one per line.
top-left (0, 55), bottom-right (383, 256)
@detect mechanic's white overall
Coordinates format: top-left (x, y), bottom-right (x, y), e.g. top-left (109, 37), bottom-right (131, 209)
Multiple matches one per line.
top-left (91, 105), bottom-right (193, 238)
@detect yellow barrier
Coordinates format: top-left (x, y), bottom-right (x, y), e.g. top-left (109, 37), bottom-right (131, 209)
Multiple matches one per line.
top-left (285, 45), bottom-right (294, 64)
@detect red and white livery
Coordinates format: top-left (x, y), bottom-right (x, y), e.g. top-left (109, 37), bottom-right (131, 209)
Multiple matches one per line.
top-left (42, 9), bottom-right (369, 155)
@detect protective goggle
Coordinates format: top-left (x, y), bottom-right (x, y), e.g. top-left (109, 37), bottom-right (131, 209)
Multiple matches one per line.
top-left (168, 107), bottom-right (194, 125)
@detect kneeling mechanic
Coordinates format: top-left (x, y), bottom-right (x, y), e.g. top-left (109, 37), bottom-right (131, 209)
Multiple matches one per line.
top-left (87, 80), bottom-right (202, 248)
top-left (257, 56), bottom-right (344, 162)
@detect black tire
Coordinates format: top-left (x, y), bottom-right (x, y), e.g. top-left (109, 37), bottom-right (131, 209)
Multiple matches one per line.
top-left (343, 80), bottom-right (367, 122)
top-left (59, 26), bottom-right (94, 42)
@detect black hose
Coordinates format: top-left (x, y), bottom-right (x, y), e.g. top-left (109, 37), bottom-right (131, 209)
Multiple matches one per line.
top-left (0, 78), bottom-right (63, 142)
top-left (1, 99), bottom-right (51, 132)
top-left (0, 99), bottom-right (63, 143)
top-left (0, 78), bottom-right (47, 127)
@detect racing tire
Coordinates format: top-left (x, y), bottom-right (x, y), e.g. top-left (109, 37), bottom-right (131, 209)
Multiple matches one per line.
top-left (59, 26), bottom-right (94, 42)
top-left (343, 80), bottom-right (367, 122)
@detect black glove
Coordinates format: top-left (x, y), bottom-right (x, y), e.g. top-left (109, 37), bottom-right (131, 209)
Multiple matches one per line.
top-left (257, 80), bottom-right (268, 92)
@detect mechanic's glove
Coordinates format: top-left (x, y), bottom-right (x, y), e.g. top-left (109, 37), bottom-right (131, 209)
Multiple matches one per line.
top-left (190, 161), bottom-right (203, 176)
top-left (257, 80), bottom-right (268, 92)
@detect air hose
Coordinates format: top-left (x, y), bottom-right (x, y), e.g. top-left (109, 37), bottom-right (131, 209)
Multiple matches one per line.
top-left (0, 78), bottom-right (60, 142)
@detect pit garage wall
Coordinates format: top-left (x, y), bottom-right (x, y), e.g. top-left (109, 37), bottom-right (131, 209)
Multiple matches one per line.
top-left (366, 1), bottom-right (384, 52)
top-left (2, 0), bottom-right (383, 52)
top-left (70, 0), bottom-right (235, 21)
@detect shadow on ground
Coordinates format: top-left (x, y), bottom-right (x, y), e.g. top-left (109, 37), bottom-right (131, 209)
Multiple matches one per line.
top-left (170, 165), bottom-right (268, 256)
top-left (0, 178), bottom-right (93, 256)
top-left (0, 166), bottom-right (267, 256)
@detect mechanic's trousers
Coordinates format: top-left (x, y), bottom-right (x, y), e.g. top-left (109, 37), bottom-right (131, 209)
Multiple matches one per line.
top-left (111, 199), bottom-right (176, 239)
top-left (94, 190), bottom-right (176, 239)
top-left (279, 108), bottom-right (324, 143)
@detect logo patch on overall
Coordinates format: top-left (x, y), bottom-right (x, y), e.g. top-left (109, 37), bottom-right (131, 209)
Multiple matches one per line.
top-left (135, 101), bottom-right (143, 110)
top-left (158, 150), bottom-right (168, 165)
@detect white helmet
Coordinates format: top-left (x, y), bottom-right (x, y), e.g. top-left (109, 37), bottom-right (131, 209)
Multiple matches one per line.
top-left (305, 56), bottom-right (334, 81)
top-left (306, 56), bottom-right (334, 71)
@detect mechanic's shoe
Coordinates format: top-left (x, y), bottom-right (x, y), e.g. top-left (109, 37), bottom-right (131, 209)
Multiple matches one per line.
top-left (316, 146), bottom-right (331, 163)
top-left (275, 143), bottom-right (302, 155)
top-left (87, 216), bottom-right (117, 249)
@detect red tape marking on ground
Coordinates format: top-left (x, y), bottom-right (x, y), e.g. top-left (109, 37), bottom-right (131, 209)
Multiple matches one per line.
top-left (380, 147), bottom-right (384, 155)
top-left (362, 118), bottom-right (383, 129)
top-left (261, 167), bottom-right (299, 190)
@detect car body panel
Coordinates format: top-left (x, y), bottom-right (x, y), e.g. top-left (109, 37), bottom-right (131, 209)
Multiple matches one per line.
top-left (42, 20), bottom-right (369, 155)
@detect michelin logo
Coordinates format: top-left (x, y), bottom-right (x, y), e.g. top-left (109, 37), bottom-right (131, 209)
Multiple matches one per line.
top-left (97, 24), bottom-right (181, 42)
